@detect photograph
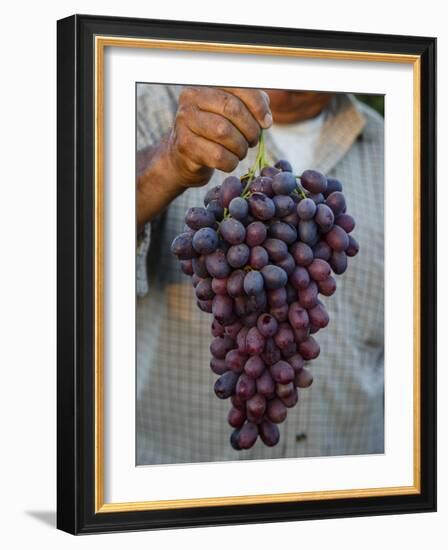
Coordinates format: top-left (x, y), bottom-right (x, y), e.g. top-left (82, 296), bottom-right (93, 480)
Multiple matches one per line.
top-left (136, 84), bottom-right (384, 466)
top-left (56, 14), bottom-right (436, 534)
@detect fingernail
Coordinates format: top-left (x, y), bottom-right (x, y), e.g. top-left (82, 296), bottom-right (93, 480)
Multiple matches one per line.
top-left (262, 112), bottom-right (273, 128)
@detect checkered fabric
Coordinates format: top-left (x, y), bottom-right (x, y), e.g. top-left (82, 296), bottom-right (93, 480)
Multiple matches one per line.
top-left (136, 84), bottom-right (384, 465)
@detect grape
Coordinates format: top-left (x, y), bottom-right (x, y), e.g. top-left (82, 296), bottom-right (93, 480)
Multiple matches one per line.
top-left (220, 176), bottom-right (243, 208)
top-left (312, 241), bottom-right (332, 261)
top-left (325, 225), bottom-right (349, 252)
top-left (225, 320), bottom-right (243, 339)
top-left (210, 357), bottom-right (228, 375)
top-left (308, 302), bottom-right (330, 328)
top-left (270, 303), bottom-right (289, 323)
top-left (270, 361), bottom-right (295, 384)
top-left (212, 295), bottom-right (234, 324)
top-left (211, 319), bottom-right (225, 337)
top-left (335, 213), bottom-right (355, 233)
top-left (261, 265), bottom-right (288, 289)
top-left (261, 166), bottom-right (280, 178)
top-left (314, 204), bottom-right (335, 232)
top-left (276, 254), bottom-right (295, 276)
top-left (220, 218), bottom-right (246, 245)
top-left (280, 388), bottom-right (299, 408)
top-left (192, 227), bottom-right (219, 255)
top-left (230, 428), bottom-right (241, 450)
top-left (212, 277), bottom-right (228, 296)
top-left (266, 398), bottom-right (287, 423)
top-left (172, 150), bottom-right (359, 450)
top-left (238, 422), bottom-right (258, 449)
top-left (249, 193), bottom-right (276, 221)
top-left (290, 242), bottom-right (313, 266)
top-left (330, 251), bottom-right (348, 274)
top-left (259, 420), bottom-right (280, 446)
top-left (257, 313), bottom-right (278, 337)
top-left (324, 177), bottom-right (343, 196)
top-left (256, 370), bottom-right (276, 397)
top-left (236, 374), bottom-right (256, 400)
top-left (231, 394), bottom-right (246, 410)
top-left (171, 232), bottom-right (196, 260)
top-left (245, 221), bottom-right (267, 246)
top-left (236, 326), bottom-right (249, 354)
top-left (267, 287), bottom-right (287, 308)
top-left (261, 337), bottom-right (281, 366)
top-left (195, 278), bottom-right (215, 301)
top-left (197, 299), bottom-right (213, 313)
top-left (210, 335), bottom-right (234, 359)
top-left (272, 171), bottom-right (297, 195)
top-left (346, 235), bottom-right (360, 257)
top-left (244, 355), bottom-right (265, 379)
top-left (298, 281), bottom-right (319, 309)
top-left (297, 198), bottom-right (317, 221)
top-left (246, 327), bottom-right (265, 355)
top-left (275, 159), bottom-right (293, 172)
top-left (225, 349), bottom-right (247, 373)
top-left (214, 371), bottom-right (239, 399)
top-left (308, 259), bottom-right (331, 281)
top-left (288, 353), bottom-right (304, 373)
top-left (290, 266), bottom-right (310, 290)
top-left (309, 193), bottom-right (325, 205)
top-left (247, 393), bottom-right (266, 420)
top-left (317, 275), bottom-right (337, 296)
top-left (250, 176), bottom-right (274, 197)
top-left (292, 326), bottom-right (310, 343)
top-left (249, 246), bottom-right (269, 269)
top-left (192, 255), bottom-right (210, 278)
top-left (282, 210), bottom-right (299, 226)
top-left (228, 407), bottom-right (246, 428)
top-left (298, 336), bottom-right (320, 360)
top-left (227, 243), bottom-right (250, 268)
top-left (180, 259), bottom-right (194, 276)
top-left (275, 382), bottom-right (294, 399)
top-left (298, 220), bottom-right (318, 245)
top-left (226, 270), bottom-right (245, 298)
top-left (244, 270), bottom-right (264, 296)
top-left (288, 302), bottom-right (309, 330)
top-left (325, 191), bottom-right (346, 216)
top-left (185, 207), bottom-right (215, 230)
top-left (229, 197), bottom-right (249, 219)
top-left (205, 249), bottom-right (231, 278)
top-left (207, 199), bottom-right (224, 221)
top-left (274, 323), bottom-right (295, 350)
top-left (301, 170), bottom-right (328, 194)
top-left (269, 221), bottom-right (297, 244)
top-left (263, 238), bottom-right (288, 261)
top-left (204, 185), bottom-right (221, 206)
top-left (273, 195), bottom-right (295, 217)
top-left (295, 367), bottom-right (314, 388)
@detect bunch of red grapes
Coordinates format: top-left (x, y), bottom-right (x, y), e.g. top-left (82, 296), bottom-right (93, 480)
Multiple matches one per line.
top-left (171, 140), bottom-right (359, 451)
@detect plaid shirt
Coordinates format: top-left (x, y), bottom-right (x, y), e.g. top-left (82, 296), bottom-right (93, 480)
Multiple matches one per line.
top-left (136, 85), bottom-right (384, 465)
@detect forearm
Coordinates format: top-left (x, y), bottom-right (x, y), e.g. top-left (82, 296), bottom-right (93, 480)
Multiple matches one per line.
top-left (136, 140), bottom-right (186, 229)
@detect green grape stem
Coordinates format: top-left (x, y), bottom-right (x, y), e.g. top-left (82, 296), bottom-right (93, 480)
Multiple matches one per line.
top-left (241, 130), bottom-right (269, 195)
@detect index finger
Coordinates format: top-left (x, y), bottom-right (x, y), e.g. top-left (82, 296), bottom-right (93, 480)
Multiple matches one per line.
top-left (221, 88), bottom-right (272, 130)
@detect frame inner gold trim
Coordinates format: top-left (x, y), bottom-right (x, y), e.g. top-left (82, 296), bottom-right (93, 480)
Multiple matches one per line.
top-left (94, 35), bottom-right (421, 513)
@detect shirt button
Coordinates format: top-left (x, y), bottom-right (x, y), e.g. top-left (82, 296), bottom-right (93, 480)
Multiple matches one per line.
top-left (296, 432), bottom-right (307, 443)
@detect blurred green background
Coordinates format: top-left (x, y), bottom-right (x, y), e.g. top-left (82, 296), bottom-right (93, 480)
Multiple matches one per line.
top-left (355, 94), bottom-right (384, 117)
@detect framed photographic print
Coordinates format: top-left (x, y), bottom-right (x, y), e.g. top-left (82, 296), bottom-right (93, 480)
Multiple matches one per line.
top-left (57, 14), bottom-right (436, 534)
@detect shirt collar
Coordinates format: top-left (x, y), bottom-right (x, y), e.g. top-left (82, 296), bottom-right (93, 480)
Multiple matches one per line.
top-left (264, 93), bottom-right (367, 174)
